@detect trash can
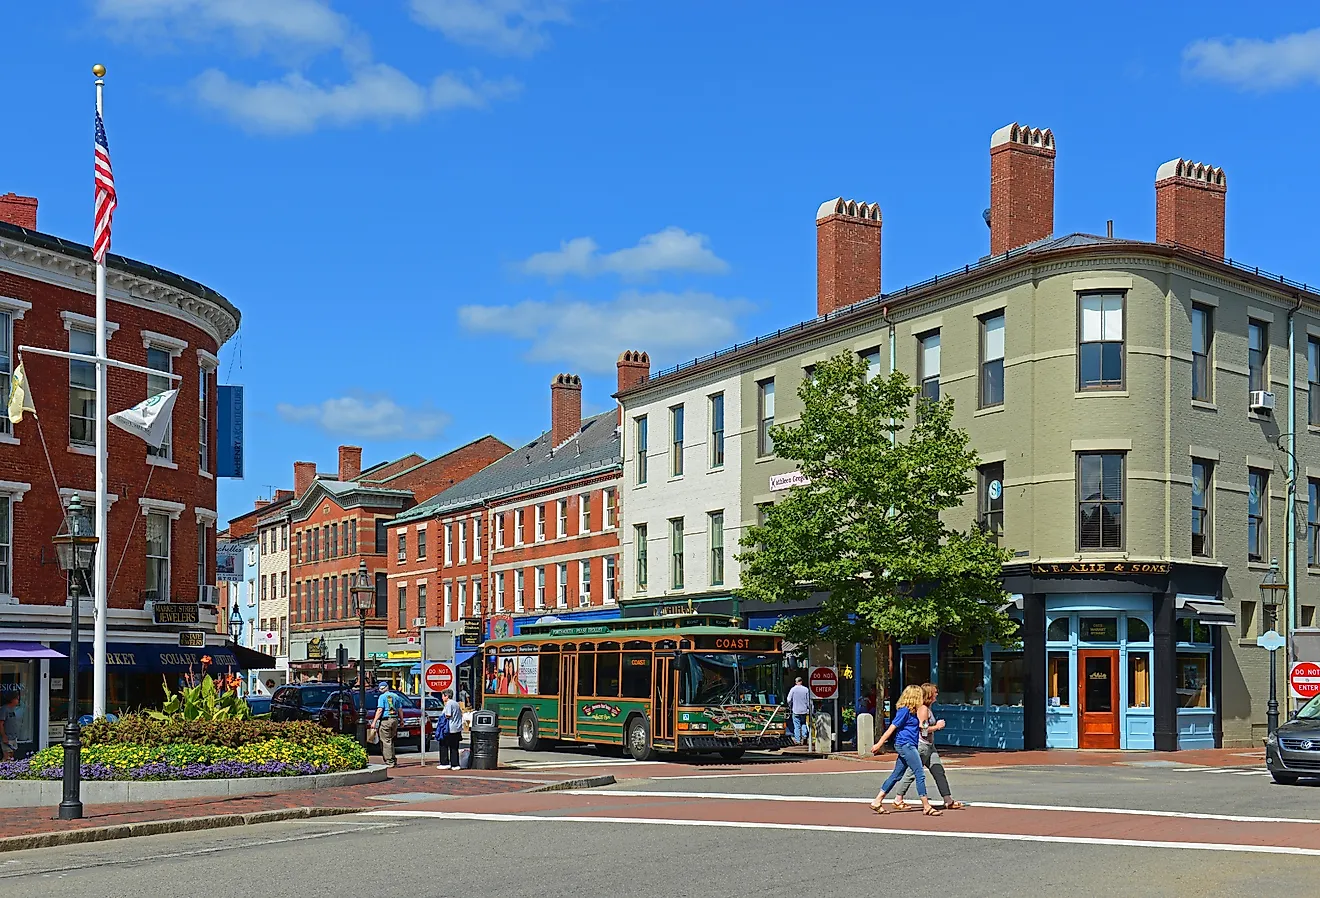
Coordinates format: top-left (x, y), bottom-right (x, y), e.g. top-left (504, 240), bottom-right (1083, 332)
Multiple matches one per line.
top-left (469, 709), bottom-right (500, 770)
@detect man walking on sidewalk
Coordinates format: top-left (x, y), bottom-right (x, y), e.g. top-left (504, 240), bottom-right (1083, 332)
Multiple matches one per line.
top-left (371, 681), bottom-right (404, 768)
top-left (786, 676), bottom-right (813, 745)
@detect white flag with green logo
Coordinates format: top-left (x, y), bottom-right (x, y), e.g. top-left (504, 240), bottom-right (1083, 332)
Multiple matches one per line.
top-left (109, 389), bottom-right (178, 448)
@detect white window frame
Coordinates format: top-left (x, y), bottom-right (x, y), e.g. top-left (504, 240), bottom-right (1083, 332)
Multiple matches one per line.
top-left (494, 512), bottom-right (505, 549)
top-left (556, 563), bottom-right (567, 608)
top-left (515, 509), bottom-right (525, 545)
top-left (472, 578), bottom-right (482, 615)
top-left (557, 499), bottom-right (568, 538)
top-left (535, 566), bottom-right (546, 608)
top-left (69, 327), bottom-right (96, 447)
top-left (515, 569), bottom-right (526, 611)
top-left (580, 493), bottom-right (591, 533)
top-left (605, 555), bottom-right (617, 604)
top-left (0, 494), bottom-right (15, 595)
top-left (458, 520), bottom-right (467, 564)
top-left (442, 580), bottom-right (451, 623)
top-left (473, 517), bottom-right (482, 560)
top-left (144, 337), bottom-right (183, 464)
top-left (495, 572), bottom-right (505, 612)
top-left (457, 579), bottom-right (466, 620)
top-left (535, 505), bottom-right (546, 542)
top-left (444, 523), bottom-right (453, 565)
top-left (146, 511), bottom-right (172, 603)
top-left (579, 558), bottom-right (592, 606)
top-left (604, 489), bottom-right (617, 529)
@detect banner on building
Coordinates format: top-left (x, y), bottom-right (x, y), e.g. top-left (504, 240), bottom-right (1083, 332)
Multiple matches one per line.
top-left (217, 385), bottom-right (244, 478)
top-left (216, 544), bottom-right (241, 582)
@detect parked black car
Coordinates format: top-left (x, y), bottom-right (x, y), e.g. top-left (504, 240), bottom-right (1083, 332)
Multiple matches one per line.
top-left (269, 683), bottom-right (422, 745)
top-left (1265, 693), bottom-right (1320, 784)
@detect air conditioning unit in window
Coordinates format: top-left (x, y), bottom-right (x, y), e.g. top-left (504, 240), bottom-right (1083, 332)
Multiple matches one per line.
top-left (412, 616), bottom-right (427, 628)
top-left (1250, 390), bottom-right (1276, 414)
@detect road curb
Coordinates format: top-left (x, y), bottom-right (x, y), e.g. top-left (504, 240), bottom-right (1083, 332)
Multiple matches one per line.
top-left (524, 775), bottom-right (616, 793)
top-left (0, 806), bottom-right (370, 854)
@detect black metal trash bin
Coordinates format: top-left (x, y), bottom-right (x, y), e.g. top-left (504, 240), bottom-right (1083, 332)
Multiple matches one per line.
top-left (469, 710), bottom-right (500, 770)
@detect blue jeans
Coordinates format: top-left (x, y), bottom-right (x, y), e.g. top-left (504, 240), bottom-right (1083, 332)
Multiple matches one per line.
top-left (792, 713), bottom-right (809, 744)
top-left (881, 743), bottom-right (927, 798)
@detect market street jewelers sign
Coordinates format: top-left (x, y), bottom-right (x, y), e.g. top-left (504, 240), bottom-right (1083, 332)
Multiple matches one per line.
top-left (152, 602), bottom-right (201, 625)
top-left (1031, 561), bottom-right (1171, 576)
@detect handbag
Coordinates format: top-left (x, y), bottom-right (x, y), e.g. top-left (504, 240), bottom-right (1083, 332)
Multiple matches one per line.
top-left (367, 726), bottom-right (379, 745)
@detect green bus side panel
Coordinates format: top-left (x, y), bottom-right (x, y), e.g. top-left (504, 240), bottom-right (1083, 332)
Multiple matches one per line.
top-left (483, 696), bottom-right (561, 738)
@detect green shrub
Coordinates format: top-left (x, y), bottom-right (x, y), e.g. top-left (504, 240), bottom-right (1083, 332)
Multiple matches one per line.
top-left (27, 735), bottom-right (366, 778)
top-left (150, 674), bottom-right (251, 721)
top-left (82, 713), bottom-right (337, 748)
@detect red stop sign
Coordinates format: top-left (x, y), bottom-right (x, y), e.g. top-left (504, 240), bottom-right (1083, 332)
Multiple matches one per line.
top-left (1290, 661), bottom-right (1320, 700)
top-left (424, 662), bottom-right (454, 693)
top-left (809, 666), bottom-right (838, 700)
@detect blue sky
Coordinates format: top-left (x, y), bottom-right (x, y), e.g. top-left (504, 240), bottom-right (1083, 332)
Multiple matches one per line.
top-left (4, 3), bottom-right (1320, 523)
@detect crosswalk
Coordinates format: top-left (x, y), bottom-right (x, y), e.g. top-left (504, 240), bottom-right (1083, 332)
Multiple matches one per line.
top-left (1178, 765), bottom-right (1270, 776)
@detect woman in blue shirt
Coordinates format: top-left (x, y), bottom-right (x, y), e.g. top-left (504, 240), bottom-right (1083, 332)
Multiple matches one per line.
top-left (869, 685), bottom-right (941, 816)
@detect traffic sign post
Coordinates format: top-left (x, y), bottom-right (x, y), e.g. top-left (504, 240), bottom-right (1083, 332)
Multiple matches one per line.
top-left (1290, 661), bottom-right (1320, 700)
top-left (425, 662), bottom-right (455, 694)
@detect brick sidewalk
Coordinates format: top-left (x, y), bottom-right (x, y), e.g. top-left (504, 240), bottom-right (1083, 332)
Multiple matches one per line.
top-left (832, 746), bottom-right (1265, 767)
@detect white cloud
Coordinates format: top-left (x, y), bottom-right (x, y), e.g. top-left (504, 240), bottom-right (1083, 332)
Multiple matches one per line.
top-left (409, 0), bottom-right (571, 55)
top-left (1183, 28), bottom-right (1320, 90)
top-left (194, 65), bottom-right (519, 133)
top-left (277, 394), bottom-right (451, 440)
top-left (96, 0), bottom-right (364, 58)
top-left (458, 290), bottom-right (752, 373)
top-left (519, 227), bottom-right (731, 280)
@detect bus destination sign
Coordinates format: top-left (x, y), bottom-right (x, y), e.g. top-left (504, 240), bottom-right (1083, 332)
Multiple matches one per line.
top-left (690, 635), bottom-right (777, 652)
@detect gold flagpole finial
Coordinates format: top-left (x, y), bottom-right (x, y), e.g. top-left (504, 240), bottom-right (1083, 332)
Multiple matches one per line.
top-left (92, 64), bottom-right (106, 78)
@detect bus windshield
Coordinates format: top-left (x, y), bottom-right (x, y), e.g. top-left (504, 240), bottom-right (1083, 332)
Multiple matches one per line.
top-left (679, 653), bottom-right (783, 706)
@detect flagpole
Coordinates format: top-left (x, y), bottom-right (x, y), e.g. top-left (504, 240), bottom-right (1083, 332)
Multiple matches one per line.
top-left (92, 64), bottom-right (109, 719)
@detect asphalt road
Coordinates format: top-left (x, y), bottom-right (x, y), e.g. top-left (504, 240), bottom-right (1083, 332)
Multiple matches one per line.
top-left (0, 763), bottom-right (1315, 898)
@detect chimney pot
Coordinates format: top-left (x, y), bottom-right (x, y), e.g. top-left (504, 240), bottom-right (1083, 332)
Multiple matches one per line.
top-left (616, 349), bottom-right (651, 424)
top-left (550, 373), bottom-right (583, 446)
top-left (0, 193), bottom-right (38, 230)
top-left (989, 123), bottom-right (1056, 255)
top-left (294, 461), bottom-right (317, 497)
top-left (1155, 158), bottom-right (1227, 258)
top-left (815, 198), bottom-right (882, 317)
top-left (338, 445), bottom-right (363, 483)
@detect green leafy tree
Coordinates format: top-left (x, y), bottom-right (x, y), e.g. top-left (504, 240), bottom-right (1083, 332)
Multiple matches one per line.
top-left (736, 352), bottom-right (1016, 701)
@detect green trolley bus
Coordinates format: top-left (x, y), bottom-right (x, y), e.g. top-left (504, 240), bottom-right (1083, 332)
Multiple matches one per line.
top-left (481, 615), bottom-right (793, 761)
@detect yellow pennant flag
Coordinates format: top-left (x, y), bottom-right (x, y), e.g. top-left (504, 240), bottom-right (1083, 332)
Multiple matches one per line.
top-left (7, 362), bottom-right (35, 425)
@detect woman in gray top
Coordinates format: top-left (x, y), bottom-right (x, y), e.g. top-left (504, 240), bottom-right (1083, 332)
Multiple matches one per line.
top-left (892, 683), bottom-right (963, 810)
top-left (437, 689), bottom-right (464, 770)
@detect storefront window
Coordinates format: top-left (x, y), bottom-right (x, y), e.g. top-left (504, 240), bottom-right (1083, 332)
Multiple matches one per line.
top-left (1047, 616), bottom-right (1070, 642)
top-left (1176, 619), bottom-right (1211, 645)
top-left (1127, 652), bottom-right (1150, 708)
top-left (938, 653), bottom-right (984, 706)
top-left (903, 652), bottom-right (931, 687)
top-left (1079, 617), bottom-right (1118, 642)
top-left (990, 652), bottom-right (1024, 706)
top-left (1047, 652), bottom-right (1070, 707)
top-left (1127, 617), bottom-right (1151, 643)
top-left (1176, 653), bottom-right (1209, 708)
top-left (0, 661), bottom-right (34, 746)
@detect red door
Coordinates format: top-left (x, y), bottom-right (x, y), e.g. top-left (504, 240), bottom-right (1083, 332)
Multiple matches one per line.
top-left (1077, 650), bottom-right (1120, 749)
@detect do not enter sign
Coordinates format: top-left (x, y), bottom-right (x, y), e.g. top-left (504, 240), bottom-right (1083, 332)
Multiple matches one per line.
top-left (808, 666), bottom-right (838, 700)
top-left (424, 662), bottom-right (454, 694)
top-left (1290, 661), bottom-right (1320, 700)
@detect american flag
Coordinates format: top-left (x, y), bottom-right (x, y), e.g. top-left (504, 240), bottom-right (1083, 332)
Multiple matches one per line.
top-left (93, 110), bottom-right (117, 265)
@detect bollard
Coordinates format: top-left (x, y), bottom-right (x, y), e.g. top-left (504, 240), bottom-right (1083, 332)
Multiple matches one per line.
top-left (856, 713), bottom-right (875, 758)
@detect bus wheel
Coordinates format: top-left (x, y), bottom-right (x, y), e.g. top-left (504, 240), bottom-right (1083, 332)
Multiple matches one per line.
top-left (626, 716), bottom-right (654, 762)
top-left (718, 748), bottom-right (745, 761)
top-left (517, 711), bottom-right (541, 751)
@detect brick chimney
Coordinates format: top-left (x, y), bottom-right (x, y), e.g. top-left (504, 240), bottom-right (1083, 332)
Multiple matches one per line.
top-left (0, 193), bottom-right (37, 230)
top-left (616, 350), bottom-right (651, 423)
top-left (989, 123), bottom-right (1055, 255)
top-left (550, 374), bottom-right (582, 446)
top-left (254, 499), bottom-right (270, 510)
top-left (294, 461), bottom-right (317, 497)
top-left (1155, 159), bottom-right (1227, 258)
top-left (816, 198), bottom-right (882, 317)
top-left (273, 489), bottom-right (294, 503)
top-left (338, 445), bottom-right (362, 483)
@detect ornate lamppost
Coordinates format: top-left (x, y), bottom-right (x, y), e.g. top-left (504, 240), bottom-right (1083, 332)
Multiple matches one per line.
top-left (350, 561), bottom-right (375, 747)
top-left (53, 495), bottom-right (97, 821)
top-left (1260, 558), bottom-right (1288, 736)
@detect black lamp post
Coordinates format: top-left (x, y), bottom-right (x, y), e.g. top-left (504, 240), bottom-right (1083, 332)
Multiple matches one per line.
top-left (1260, 558), bottom-right (1287, 737)
top-left (350, 561), bottom-right (374, 747)
top-left (53, 495), bottom-right (97, 822)
top-left (228, 602), bottom-right (243, 645)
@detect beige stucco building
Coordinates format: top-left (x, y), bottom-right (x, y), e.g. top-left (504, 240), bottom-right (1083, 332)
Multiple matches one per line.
top-left (620, 123), bottom-right (1316, 751)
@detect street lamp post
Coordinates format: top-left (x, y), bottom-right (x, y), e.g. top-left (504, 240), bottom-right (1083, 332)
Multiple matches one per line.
top-left (228, 603), bottom-right (243, 645)
top-left (1260, 558), bottom-right (1288, 737)
top-left (53, 495), bottom-right (98, 822)
top-left (350, 561), bottom-right (374, 747)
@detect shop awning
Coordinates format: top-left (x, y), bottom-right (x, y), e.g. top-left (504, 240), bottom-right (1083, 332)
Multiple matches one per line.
top-left (48, 642), bottom-right (271, 672)
top-left (230, 644), bottom-right (278, 670)
top-left (0, 641), bottom-right (66, 660)
top-left (455, 649), bottom-right (476, 667)
top-left (1177, 596), bottom-right (1236, 626)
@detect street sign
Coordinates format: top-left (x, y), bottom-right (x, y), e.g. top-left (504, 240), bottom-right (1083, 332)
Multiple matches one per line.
top-left (178, 630), bottom-right (206, 648)
top-left (424, 661), bottom-right (454, 694)
top-left (1290, 661), bottom-right (1320, 700)
top-left (1257, 630), bottom-right (1286, 652)
top-left (809, 666), bottom-right (838, 700)
top-left (459, 618), bottom-right (483, 647)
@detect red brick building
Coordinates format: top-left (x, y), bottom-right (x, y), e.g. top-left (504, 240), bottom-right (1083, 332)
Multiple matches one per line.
top-left (287, 440), bottom-right (509, 682)
top-left (0, 197), bottom-right (239, 753)
top-left (387, 354), bottom-right (647, 697)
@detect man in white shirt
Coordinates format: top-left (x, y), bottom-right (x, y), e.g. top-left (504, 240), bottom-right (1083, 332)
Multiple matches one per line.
top-left (785, 677), bottom-right (813, 745)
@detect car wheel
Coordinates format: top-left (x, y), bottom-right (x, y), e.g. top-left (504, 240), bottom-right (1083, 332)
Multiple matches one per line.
top-left (518, 711), bottom-right (541, 751)
top-left (626, 716), bottom-right (654, 762)
top-left (1271, 771), bottom-right (1299, 785)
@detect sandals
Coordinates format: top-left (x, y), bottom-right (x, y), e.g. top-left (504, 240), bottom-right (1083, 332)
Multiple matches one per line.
top-left (922, 806), bottom-right (943, 816)
top-left (869, 803), bottom-right (889, 815)
top-left (944, 800), bottom-right (965, 810)
top-left (891, 798), bottom-right (910, 812)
